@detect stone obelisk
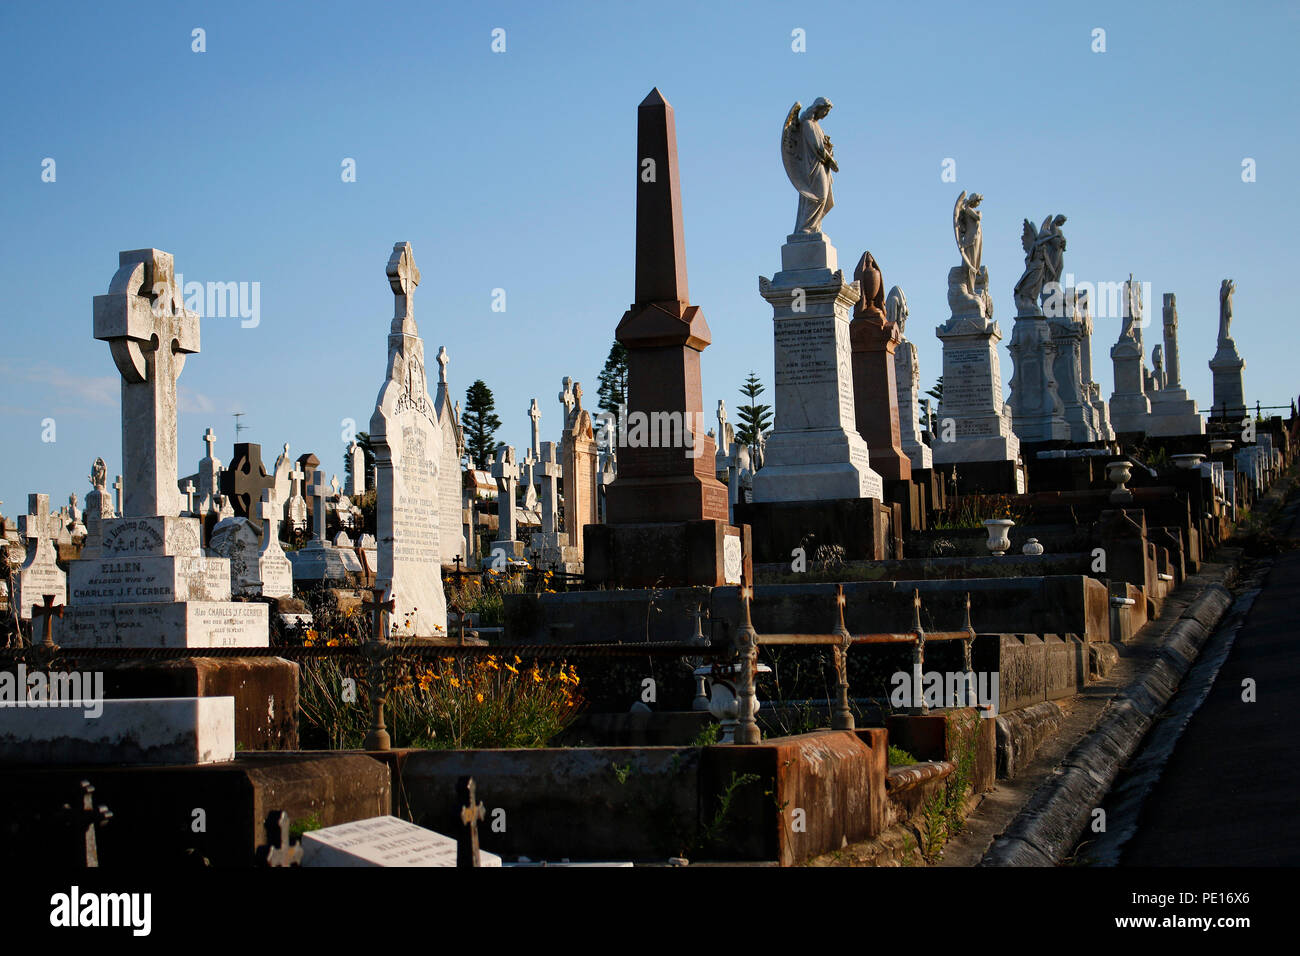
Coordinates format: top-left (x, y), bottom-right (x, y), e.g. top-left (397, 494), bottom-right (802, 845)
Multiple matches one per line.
top-left (604, 88), bottom-right (729, 526)
top-left (586, 89), bottom-right (744, 588)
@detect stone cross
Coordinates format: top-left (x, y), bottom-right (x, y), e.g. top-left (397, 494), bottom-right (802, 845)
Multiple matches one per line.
top-left (491, 445), bottom-right (519, 543)
top-left (257, 489), bottom-right (281, 549)
top-left (437, 346), bottom-right (450, 387)
top-left (528, 398), bottom-right (541, 456)
top-left (203, 427), bottom-right (217, 459)
top-left (388, 240), bottom-right (421, 330)
top-left (32, 593), bottom-right (64, 649)
top-left (221, 443), bottom-right (276, 531)
top-left (330, 474), bottom-right (341, 497)
top-left (258, 811), bottom-right (302, 868)
top-left (457, 777), bottom-right (486, 868)
top-left (112, 476), bottom-right (123, 517)
top-left (183, 480), bottom-right (196, 516)
top-left (19, 494), bottom-right (59, 551)
top-left (308, 471), bottom-right (328, 542)
top-left (538, 442), bottom-right (563, 536)
top-left (93, 249), bottom-right (200, 519)
top-left (559, 377), bottom-right (575, 425)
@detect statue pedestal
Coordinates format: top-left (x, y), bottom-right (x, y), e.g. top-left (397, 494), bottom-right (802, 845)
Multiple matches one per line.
top-left (1209, 341), bottom-right (1246, 421)
top-left (1109, 336), bottom-right (1151, 434)
top-left (1008, 313), bottom-right (1070, 443)
top-left (752, 232), bottom-right (883, 504)
top-left (931, 316), bottom-right (1021, 486)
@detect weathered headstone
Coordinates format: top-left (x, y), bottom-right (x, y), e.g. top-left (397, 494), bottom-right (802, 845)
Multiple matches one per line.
top-left (14, 493), bottom-right (67, 621)
top-left (220, 442), bottom-right (276, 533)
top-left (892, 292), bottom-right (932, 470)
top-left (347, 441), bottom-right (366, 496)
top-left (433, 345), bottom-right (465, 566)
top-left (58, 249), bottom-right (267, 647)
top-left (197, 428), bottom-right (222, 504)
top-left (368, 241), bottom-right (446, 636)
top-left (287, 470), bottom-right (355, 583)
top-left (560, 383), bottom-right (600, 559)
top-left (299, 815), bottom-right (500, 867)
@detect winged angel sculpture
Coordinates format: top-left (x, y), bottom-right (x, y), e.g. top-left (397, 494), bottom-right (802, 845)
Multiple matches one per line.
top-left (781, 98), bottom-right (838, 234)
top-left (1013, 214), bottom-right (1067, 315)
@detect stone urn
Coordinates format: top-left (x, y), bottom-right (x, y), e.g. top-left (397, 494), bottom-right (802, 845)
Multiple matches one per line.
top-left (983, 519), bottom-right (1014, 556)
top-left (1021, 537), bottom-right (1044, 556)
top-left (693, 661), bottom-right (772, 744)
top-left (1172, 453), bottom-right (1205, 470)
top-left (1106, 460), bottom-right (1133, 500)
top-left (1209, 439), bottom-right (1234, 454)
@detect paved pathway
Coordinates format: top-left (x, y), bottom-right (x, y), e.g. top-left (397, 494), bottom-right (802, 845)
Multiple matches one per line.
top-left (1122, 501), bottom-right (1300, 865)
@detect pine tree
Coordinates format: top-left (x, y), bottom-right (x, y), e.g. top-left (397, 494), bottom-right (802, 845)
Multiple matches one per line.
top-left (925, 377), bottom-right (943, 408)
top-left (596, 341), bottom-right (629, 416)
top-left (462, 380), bottom-right (502, 470)
top-left (734, 371), bottom-right (773, 449)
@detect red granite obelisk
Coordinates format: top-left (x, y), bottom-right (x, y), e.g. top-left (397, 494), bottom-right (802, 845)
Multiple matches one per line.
top-left (605, 88), bottom-right (730, 525)
top-left (849, 250), bottom-right (911, 482)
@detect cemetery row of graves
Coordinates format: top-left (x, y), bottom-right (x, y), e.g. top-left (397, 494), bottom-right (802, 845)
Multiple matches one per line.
top-left (1, 89), bottom-right (1295, 867)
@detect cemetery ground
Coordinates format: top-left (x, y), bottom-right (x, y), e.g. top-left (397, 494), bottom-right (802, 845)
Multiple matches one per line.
top-left (2, 48), bottom-right (1294, 934)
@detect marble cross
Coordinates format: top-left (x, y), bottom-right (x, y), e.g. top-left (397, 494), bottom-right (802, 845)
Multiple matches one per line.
top-left (112, 475), bottom-right (123, 517)
top-left (19, 493), bottom-right (59, 548)
top-left (491, 445), bottom-right (519, 543)
top-left (538, 441), bottom-right (562, 536)
top-left (559, 377), bottom-right (575, 424)
top-left (93, 249), bottom-right (199, 519)
top-left (387, 240), bottom-right (421, 329)
top-left (528, 398), bottom-right (541, 456)
top-left (183, 480), bottom-right (196, 516)
top-left (202, 427), bottom-right (217, 460)
top-left (257, 489), bottom-right (281, 549)
top-left (308, 471), bottom-right (328, 542)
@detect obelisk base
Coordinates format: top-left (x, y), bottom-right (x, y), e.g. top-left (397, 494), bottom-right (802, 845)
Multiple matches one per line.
top-left (584, 519), bottom-right (749, 589)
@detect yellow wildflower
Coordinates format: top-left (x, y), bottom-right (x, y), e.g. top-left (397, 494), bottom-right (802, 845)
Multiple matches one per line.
top-left (449, 676), bottom-right (461, 688)
top-left (475, 692), bottom-right (484, 704)
top-left (505, 662), bottom-right (518, 675)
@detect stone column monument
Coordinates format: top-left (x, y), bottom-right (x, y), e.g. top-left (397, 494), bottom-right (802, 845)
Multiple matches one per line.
top-left (1147, 293), bottom-right (1204, 436)
top-left (752, 98), bottom-right (882, 504)
top-left (848, 253), bottom-right (911, 482)
top-left (1007, 212), bottom-right (1070, 444)
top-left (932, 194), bottom-right (1022, 491)
top-left (1209, 279), bottom-right (1247, 420)
top-left (585, 88), bottom-right (744, 588)
top-left (1109, 276), bottom-right (1153, 433)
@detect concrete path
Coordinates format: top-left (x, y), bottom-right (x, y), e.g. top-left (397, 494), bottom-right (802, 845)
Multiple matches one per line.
top-left (1120, 501), bottom-right (1300, 865)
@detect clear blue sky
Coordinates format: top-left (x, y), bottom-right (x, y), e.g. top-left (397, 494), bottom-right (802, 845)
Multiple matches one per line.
top-left (2, 0), bottom-right (1297, 518)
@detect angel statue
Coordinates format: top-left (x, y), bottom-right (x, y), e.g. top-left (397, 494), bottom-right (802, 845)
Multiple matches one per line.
top-left (781, 98), bottom-right (838, 234)
top-left (89, 457), bottom-right (107, 490)
top-left (953, 192), bottom-right (984, 275)
top-left (886, 286), bottom-right (909, 335)
top-left (1218, 278), bottom-right (1235, 344)
top-left (1012, 214), bottom-right (1067, 315)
